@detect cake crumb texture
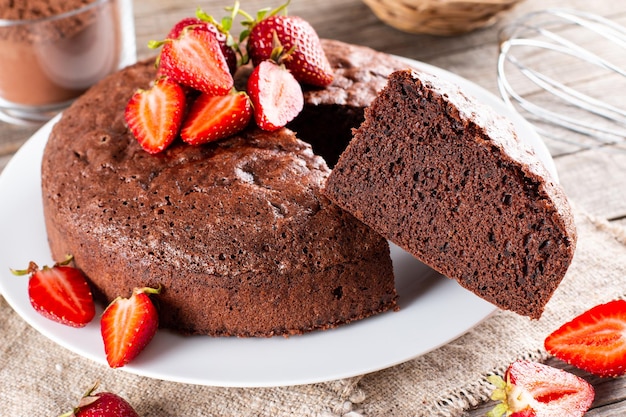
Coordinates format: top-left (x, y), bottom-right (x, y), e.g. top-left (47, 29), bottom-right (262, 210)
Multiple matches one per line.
top-left (324, 69), bottom-right (577, 319)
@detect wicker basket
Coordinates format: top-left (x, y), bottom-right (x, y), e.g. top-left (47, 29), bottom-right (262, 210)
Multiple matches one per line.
top-left (362, 0), bottom-right (523, 35)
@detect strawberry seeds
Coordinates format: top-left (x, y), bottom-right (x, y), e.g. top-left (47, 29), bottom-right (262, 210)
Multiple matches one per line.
top-left (125, 0), bottom-right (333, 155)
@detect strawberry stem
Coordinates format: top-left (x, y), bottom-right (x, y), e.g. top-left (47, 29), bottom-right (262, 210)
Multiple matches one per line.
top-left (56, 254), bottom-right (75, 267)
top-left (196, 3), bottom-right (245, 68)
top-left (267, 0), bottom-right (291, 17)
top-left (10, 255), bottom-right (73, 276)
top-left (267, 31), bottom-right (296, 65)
top-left (9, 261), bottom-right (38, 277)
top-left (227, 1), bottom-right (254, 23)
top-left (58, 381), bottom-right (101, 417)
top-left (148, 39), bottom-right (167, 49)
top-left (136, 285), bottom-right (162, 296)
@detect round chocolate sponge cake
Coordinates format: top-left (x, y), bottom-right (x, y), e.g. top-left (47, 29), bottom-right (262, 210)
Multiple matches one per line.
top-left (41, 56), bottom-right (398, 337)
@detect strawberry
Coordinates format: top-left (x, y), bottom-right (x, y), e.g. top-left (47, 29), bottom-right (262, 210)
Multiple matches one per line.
top-left (124, 77), bottom-right (186, 154)
top-left (166, 16), bottom-right (204, 39)
top-left (545, 299), bottom-right (626, 377)
top-left (181, 91), bottom-right (252, 145)
top-left (101, 286), bottom-right (161, 368)
top-left (11, 255), bottom-right (95, 328)
top-left (246, 10), bottom-right (333, 87)
top-left (487, 360), bottom-right (594, 417)
top-left (60, 382), bottom-right (139, 417)
top-left (247, 59), bottom-right (303, 131)
top-left (165, 16), bottom-right (237, 74)
top-left (155, 26), bottom-right (234, 96)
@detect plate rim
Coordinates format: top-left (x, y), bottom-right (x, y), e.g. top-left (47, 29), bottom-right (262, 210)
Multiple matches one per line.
top-left (0, 56), bottom-right (555, 388)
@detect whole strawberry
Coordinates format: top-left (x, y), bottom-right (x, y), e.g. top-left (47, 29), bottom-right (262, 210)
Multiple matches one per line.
top-left (487, 360), bottom-right (594, 417)
top-left (60, 382), bottom-right (139, 417)
top-left (11, 255), bottom-right (95, 327)
top-left (245, 4), bottom-right (333, 87)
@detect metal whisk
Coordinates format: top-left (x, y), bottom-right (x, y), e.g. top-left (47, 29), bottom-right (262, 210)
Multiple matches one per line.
top-left (497, 8), bottom-right (626, 150)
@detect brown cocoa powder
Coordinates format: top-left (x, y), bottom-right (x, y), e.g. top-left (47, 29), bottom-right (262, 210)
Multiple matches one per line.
top-left (0, 0), bottom-right (95, 21)
top-left (0, 0), bottom-right (124, 109)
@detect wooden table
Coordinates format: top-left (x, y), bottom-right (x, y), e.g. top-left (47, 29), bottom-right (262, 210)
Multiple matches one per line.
top-left (1, 0), bottom-right (625, 415)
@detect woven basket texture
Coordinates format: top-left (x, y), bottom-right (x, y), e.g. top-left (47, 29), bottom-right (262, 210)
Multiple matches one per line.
top-left (363, 0), bottom-right (523, 35)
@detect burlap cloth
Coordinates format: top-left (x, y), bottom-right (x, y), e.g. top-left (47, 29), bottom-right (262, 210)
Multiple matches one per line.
top-left (2, 202), bottom-right (625, 416)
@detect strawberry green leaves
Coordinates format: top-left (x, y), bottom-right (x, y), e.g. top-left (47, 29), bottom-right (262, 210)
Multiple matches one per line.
top-left (125, 2), bottom-right (333, 155)
top-left (487, 361), bottom-right (594, 417)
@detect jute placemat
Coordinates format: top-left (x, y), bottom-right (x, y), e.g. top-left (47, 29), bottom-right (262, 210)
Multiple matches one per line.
top-left (1, 204), bottom-right (625, 416)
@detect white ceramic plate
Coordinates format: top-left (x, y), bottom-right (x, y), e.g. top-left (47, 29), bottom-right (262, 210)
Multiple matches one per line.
top-left (0, 59), bottom-right (555, 388)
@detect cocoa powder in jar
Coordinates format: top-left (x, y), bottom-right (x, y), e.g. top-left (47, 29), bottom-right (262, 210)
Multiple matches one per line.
top-left (0, 0), bottom-right (123, 106)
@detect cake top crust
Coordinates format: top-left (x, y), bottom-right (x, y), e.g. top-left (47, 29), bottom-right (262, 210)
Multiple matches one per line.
top-left (304, 39), bottom-right (411, 107)
top-left (42, 56), bottom-right (391, 280)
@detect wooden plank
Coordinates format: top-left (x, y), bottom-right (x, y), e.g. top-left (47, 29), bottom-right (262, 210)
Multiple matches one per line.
top-left (0, 124), bottom-right (40, 172)
top-left (554, 148), bottom-right (626, 221)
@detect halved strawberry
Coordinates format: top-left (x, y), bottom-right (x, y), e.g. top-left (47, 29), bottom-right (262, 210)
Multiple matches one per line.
top-left (166, 16), bottom-right (204, 39)
top-left (181, 91), bottom-right (252, 145)
top-left (156, 26), bottom-right (234, 96)
top-left (487, 360), bottom-right (594, 417)
top-left (545, 299), bottom-right (626, 377)
top-left (124, 77), bottom-right (186, 154)
top-left (247, 60), bottom-right (303, 131)
top-left (165, 16), bottom-right (237, 75)
top-left (101, 286), bottom-right (161, 368)
top-left (246, 12), bottom-right (333, 87)
top-left (11, 255), bottom-right (95, 327)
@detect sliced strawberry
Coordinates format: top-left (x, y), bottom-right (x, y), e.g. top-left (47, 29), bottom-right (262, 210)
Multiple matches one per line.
top-left (487, 361), bottom-right (594, 417)
top-left (166, 16), bottom-right (204, 39)
top-left (165, 17), bottom-right (237, 74)
top-left (60, 382), bottom-right (139, 417)
top-left (181, 91), bottom-right (252, 145)
top-left (545, 299), bottom-right (626, 377)
top-left (124, 77), bottom-right (186, 154)
top-left (11, 256), bottom-right (95, 328)
top-left (157, 26), bottom-right (234, 96)
top-left (247, 14), bottom-right (333, 87)
top-left (247, 60), bottom-right (303, 131)
top-left (101, 286), bottom-right (161, 368)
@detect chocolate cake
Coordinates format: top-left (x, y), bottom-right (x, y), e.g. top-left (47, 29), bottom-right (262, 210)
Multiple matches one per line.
top-left (288, 39), bottom-right (410, 167)
top-left (324, 69), bottom-right (577, 319)
top-left (41, 58), bottom-right (398, 337)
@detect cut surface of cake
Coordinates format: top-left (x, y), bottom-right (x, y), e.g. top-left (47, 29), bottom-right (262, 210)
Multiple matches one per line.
top-left (41, 58), bottom-right (397, 337)
top-left (288, 39), bottom-right (411, 167)
top-left (324, 69), bottom-right (577, 319)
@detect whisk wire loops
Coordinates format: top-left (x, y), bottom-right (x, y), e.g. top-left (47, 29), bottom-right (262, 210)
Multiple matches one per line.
top-left (497, 8), bottom-right (626, 149)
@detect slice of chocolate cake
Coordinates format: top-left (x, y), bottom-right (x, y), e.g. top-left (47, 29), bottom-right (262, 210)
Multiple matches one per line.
top-left (324, 69), bottom-right (577, 319)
